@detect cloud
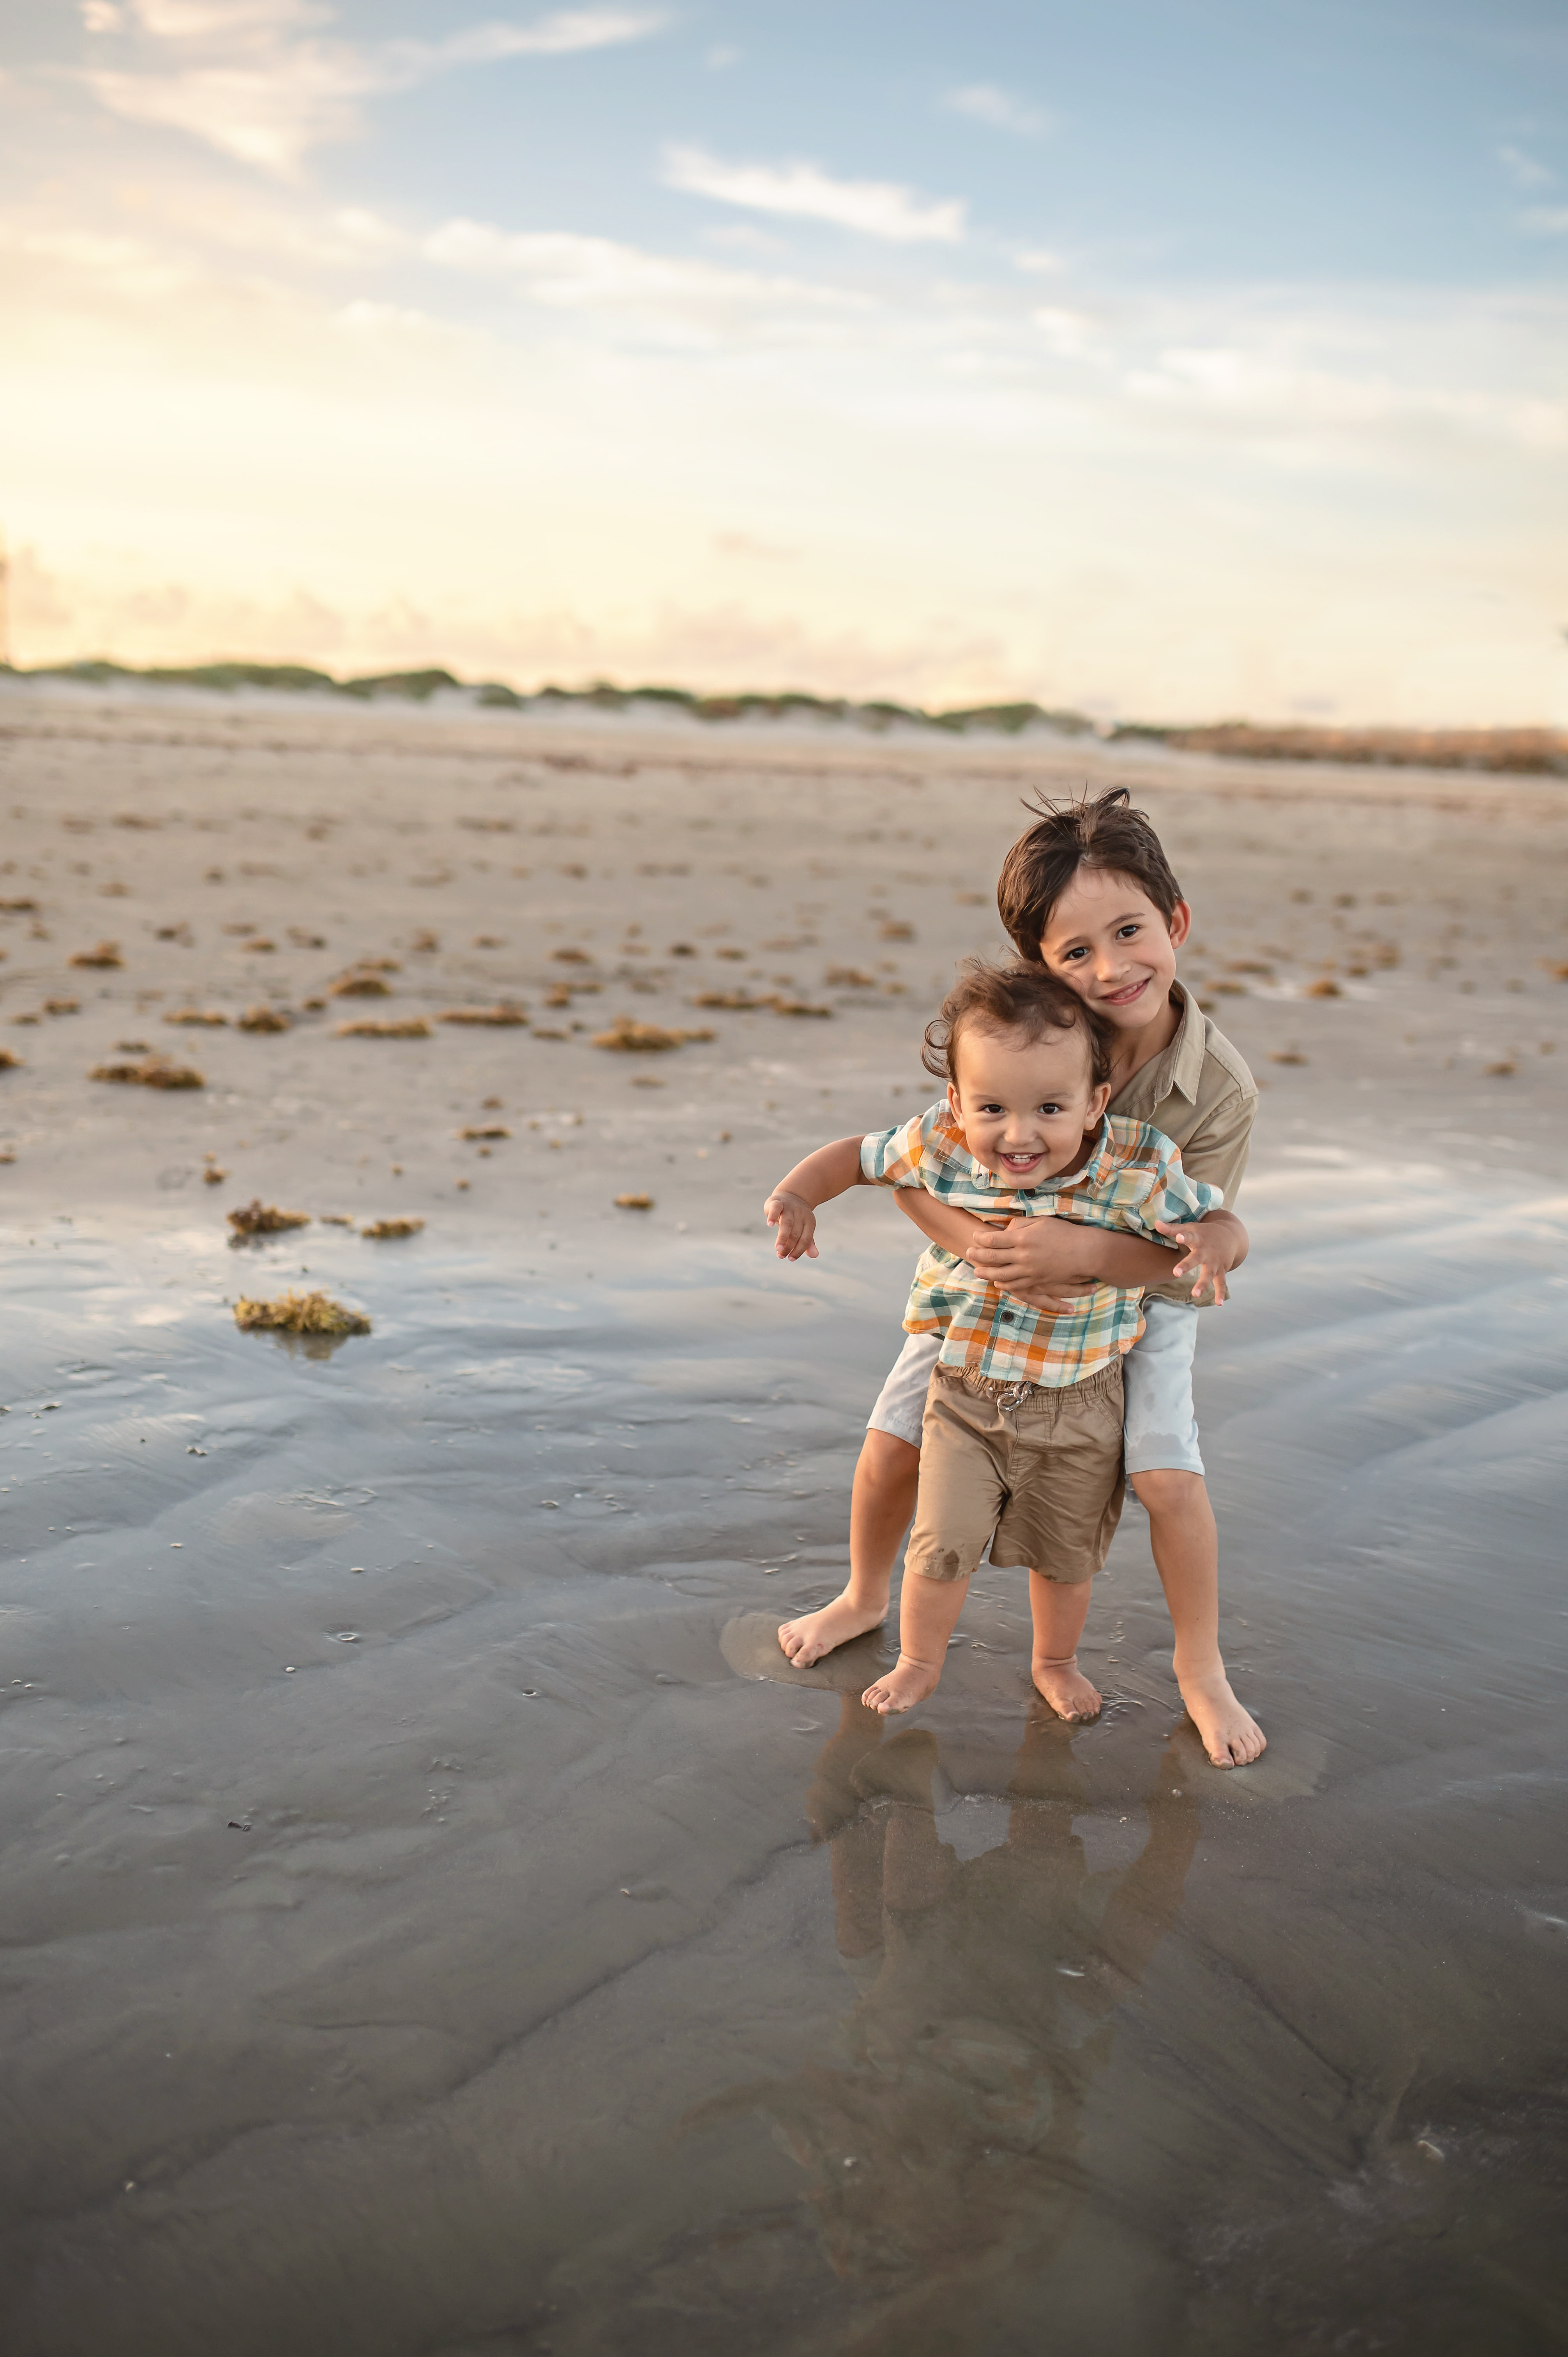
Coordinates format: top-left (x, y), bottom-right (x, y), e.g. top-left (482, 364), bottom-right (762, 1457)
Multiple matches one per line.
top-left (82, 6), bottom-right (665, 174)
top-left (1499, 143), bottom-right (1556, 189)
top-left (1519, 205), bottom-right (1568, 235)
top-left (421, 216), bottom-right (861, 334)
top-left (945, 83), bottom-right (1051, 138)
top-left (662, 144), bottom-right (966, 244)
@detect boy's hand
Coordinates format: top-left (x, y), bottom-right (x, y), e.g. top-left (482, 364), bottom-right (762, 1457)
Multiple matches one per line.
top-left (1153, 1218), bottom-right (1233, 1304)
top-left (962, 1217), bottom-right (1095, 1316)
top-left (765, 1189), bottom-right (818, 1261)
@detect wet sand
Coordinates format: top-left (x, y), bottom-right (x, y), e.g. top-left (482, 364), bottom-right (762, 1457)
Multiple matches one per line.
top-left (1, 687), bottom-right (1566, 2353)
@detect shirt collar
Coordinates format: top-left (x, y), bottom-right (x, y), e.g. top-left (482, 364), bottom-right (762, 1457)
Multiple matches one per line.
top-left (1121, 978), bottom-right (1205, 1112)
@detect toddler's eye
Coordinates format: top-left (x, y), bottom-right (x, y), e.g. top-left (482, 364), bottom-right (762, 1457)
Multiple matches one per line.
top-left (1038, 1103), bottom-right (1062, 1115)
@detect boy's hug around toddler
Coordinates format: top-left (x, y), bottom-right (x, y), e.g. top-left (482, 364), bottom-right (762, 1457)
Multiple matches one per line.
top-left (763, 787), bottom-right (1266, 1764)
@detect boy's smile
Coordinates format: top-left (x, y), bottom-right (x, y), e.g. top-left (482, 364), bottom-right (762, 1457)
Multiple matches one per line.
top-left (948, 1022), bottom-right (1110, 1189)
top-left (1037, 867), bottom-right (1192, 1037)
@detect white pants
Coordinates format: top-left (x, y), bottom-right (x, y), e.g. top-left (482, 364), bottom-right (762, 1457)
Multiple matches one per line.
top-left (866, 1298), bottom-right (1204, 1477)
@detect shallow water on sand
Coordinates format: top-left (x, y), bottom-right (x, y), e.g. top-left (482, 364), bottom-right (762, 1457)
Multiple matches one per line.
top-left (2, 1155), bottom-right (1566, 2355)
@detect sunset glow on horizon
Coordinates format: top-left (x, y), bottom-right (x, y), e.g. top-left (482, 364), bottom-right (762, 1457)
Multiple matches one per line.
top-left (3, 0), bottom-right (1566, 724)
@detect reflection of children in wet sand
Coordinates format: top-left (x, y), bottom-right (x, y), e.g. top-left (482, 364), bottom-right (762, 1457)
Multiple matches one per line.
top-left (695, 1698), bottom-right (1200, 2317)
top-left (765, 962), bottom-right (1232, 1730)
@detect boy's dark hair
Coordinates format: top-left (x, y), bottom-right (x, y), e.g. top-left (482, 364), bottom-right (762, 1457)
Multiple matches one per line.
top-left (923, 960), bottom-right (1114, 1088)
top-left (995, 786), bottom-right (1183, 960)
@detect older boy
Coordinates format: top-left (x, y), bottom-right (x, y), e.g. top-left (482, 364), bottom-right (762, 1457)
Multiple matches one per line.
top-left (779, 788), bottom-right (1266, 1767)
top-left (765, 963), bottom-right (1223, 1717)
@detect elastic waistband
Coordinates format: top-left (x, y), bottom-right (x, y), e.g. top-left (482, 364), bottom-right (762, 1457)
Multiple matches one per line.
top-left (936, 1357), bottom-right (1123, 1408)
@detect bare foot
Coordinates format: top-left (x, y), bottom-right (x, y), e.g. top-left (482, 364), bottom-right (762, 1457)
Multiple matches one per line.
top-left (1179, 1668), bottom-right (1266, 1767)
top-left (861, 1654), bottom-right (942, 1716)
top-left (1031, 1651), bottom-right (1103, 1723)
top-left (778, 1592), bottom-right (886, 1668)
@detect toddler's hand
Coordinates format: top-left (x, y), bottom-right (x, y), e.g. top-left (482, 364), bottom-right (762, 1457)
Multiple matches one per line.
top-left (765, 1189), bottom-right (819, 1260)
top-left (1154, 1218), bottom-right (1230, 1304)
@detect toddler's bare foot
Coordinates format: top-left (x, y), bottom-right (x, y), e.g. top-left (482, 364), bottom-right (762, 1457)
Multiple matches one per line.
top-left (1031, 1651), bottom-right (1103, 1723)
top-left (861, 1654), bottom-right (942, 1716)
top-left (1178, 1666), bottom-right (1266, 1767)
top-left (778, 1592), bottom-right (887, 1667)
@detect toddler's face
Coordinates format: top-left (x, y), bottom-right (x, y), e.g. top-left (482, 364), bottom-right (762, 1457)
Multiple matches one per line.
top-left (948, 1021), bottom-right (1110, 1187)
top-left (1036, 867), bottom-right (1190, 1034)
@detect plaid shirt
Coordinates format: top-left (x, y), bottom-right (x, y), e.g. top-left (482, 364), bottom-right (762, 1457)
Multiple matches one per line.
top-left (860, 1104), bottom-right (1222, 1387)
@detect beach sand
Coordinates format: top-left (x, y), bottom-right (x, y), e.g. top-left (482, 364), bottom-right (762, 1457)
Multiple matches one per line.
top-left (1, 686), bottom-right (1565, 2353)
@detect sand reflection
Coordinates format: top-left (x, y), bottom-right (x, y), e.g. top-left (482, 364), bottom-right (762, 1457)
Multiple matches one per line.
top-left (701, 1701), bottom-right (1198, 2308)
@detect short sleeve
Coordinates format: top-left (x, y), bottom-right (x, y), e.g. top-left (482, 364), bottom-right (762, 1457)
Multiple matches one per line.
top-left (861, 1106), bottom-right (939, 1187)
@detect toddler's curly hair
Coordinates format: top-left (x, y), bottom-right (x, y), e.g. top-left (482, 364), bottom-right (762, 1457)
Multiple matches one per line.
top-left (922, 959), bottom-right (1114, 1088)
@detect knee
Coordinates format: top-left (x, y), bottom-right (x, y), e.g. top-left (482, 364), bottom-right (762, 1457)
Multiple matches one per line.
top-left (1131, 1468), bottom-right (1211, 1520)
top-left (858, 1428), bottom-right (922, 1494)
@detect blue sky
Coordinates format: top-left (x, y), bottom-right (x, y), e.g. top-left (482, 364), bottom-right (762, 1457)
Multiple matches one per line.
top-left (2, 0), bottom-right (1565, 718)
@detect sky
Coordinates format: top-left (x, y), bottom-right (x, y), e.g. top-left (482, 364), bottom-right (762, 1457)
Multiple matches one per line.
top-left (2, 0), bottom-right (1566, 722)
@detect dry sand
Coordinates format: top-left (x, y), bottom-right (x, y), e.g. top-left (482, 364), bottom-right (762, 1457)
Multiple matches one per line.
top-left (0, 684), bottom-right (1565, 2355)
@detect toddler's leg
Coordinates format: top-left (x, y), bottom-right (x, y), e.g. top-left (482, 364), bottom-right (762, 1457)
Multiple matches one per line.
top-left (861, 1567), bottom-right (970, 1716)
top-left (1132, 1470), bottom-right (1264, 1767)
top-left (1028, 1574), bottom-right (1101, 1722)
top-left (779, 1428), bottom-right (919, 1666)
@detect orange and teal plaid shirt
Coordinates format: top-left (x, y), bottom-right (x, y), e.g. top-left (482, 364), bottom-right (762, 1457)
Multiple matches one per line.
top-left (860, 1104), bottom-right (1222, 1387)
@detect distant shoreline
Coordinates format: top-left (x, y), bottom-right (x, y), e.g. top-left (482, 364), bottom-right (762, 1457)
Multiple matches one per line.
top-left (2, 658), bottom-right (1563, 777)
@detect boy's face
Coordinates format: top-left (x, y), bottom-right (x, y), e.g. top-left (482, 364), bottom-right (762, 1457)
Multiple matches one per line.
top-left (1036, 866), bottom-right (1191, 1035)
top-left (948, 1021), bottom-right (1111, 1187)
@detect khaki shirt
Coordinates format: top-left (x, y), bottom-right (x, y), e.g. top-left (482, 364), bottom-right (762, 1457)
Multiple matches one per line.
top-left (1107, 980), bottom-right (1258, 1306)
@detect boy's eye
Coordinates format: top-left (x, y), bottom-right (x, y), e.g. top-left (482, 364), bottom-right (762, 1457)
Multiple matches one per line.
top-left (1061, 945), bottom-right (1087, 962)
top-left (1115, 922), bottom-right (1141, 940)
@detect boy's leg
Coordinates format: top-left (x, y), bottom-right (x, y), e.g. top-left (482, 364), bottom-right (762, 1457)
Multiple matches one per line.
top-left (1028, 1574), bottom-right (1100, 1721)
top-left (989, 1361), bottom-right (1126, 1726)
top-left (862, 1568), bottom-right (970, 1717)
top-left (780, 1334), bottom-right (937, 1666)
top-left (1130, 1471), bottom-right (1263, 1766)
top-left (1124, 1300), bottom-right (1264, 1768)
top-left (862, 1369), bottom-right (1004, 1716)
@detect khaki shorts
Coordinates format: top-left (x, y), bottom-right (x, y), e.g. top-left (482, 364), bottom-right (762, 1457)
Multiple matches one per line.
top-left (904, 1359), bottom-right (1126, 1588)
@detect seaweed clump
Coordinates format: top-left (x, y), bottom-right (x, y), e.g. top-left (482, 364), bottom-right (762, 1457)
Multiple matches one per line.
top-left (166, 1008), bottom-right (230, 1026)
top-left (233, 1290), bottom-right (370, 1338)
top-left (237, 1006), bottom-right (290, 1033)
top-left (69, 941), bottom-right (123, 969)
top-left (615, 1192), bottom-right (654, 1210)
top-left (228, 1200), bottom-right (309, 1237)
top-left (335, 1018), bottom-right (432, 1039)
top-left (593, 1017), bottom-right (715, 1054)
top-left (438, 1005), bottom-right (529, 1027)
top-left (360, 1216), bottom-right (424, 1239)
top-left (91, 1054), bottom-right (204, 1088)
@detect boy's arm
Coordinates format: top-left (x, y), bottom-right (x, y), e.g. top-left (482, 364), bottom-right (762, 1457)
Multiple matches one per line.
top-left (892, 1191), bottom-right (1100, 1316)
top-left (763, 1135), bottom-right (871, 1261)
top-left (965, 1204), bottom-right (1248, 1306)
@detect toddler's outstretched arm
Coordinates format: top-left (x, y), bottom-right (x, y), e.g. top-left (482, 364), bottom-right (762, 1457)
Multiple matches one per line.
top-left (764, 1135), bottom-right (870, 1260)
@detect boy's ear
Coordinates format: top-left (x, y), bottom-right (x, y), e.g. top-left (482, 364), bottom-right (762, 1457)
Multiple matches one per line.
top-left (1086, 1081), bottom-right (1111, 1127)
top-left (1167, 899), bottom-right (1192, 949)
